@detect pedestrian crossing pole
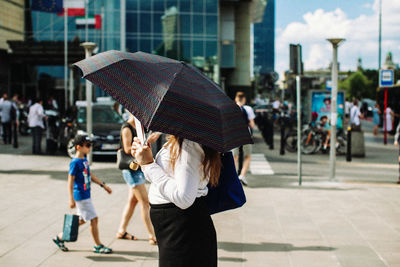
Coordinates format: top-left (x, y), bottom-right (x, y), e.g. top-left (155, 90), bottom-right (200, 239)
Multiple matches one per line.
top-left (327, 38), bottom-right (345, 181)
top-left (81, 42), bottom-right (97, 165)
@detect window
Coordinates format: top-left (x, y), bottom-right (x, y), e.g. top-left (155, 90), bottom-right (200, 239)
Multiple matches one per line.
top-left (193, 40), bottom-right (203, 57)
top-left (192, 0), bottom-right (203, 13)
top-left (205, 15), bottom-right (217, 35)
top-left (139, 13), bottom-right (151, 32)
top-left (193, 15), bottom-right (203, 35)
top-left (126, 13), bottom-right (138, 33)
top-left (180, 15), bottom-right (191, 35)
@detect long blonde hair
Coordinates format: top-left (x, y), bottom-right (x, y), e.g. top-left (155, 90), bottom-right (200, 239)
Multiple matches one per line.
top-left (166, 136), bottom-right (221, 187)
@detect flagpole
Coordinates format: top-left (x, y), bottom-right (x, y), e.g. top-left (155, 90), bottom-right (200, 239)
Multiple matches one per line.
top-left (101, 1), bottom-right (105, 52)
top-left (120, 0), bottom-right (126, 52)
top-left (64, 8), bottom-right (68, 110)
top-left (85, 0), bottom-right (89, 41)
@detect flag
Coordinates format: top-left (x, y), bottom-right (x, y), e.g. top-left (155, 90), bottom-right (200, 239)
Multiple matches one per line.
top-left (75, 15), bottom-right (102, 29)
top-left (58, 0), bottom-right (85, 16)
top-left (31, 0), bottom-right (63, 13)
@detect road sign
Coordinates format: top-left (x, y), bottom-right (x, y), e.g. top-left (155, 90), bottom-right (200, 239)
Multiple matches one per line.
top-left (379, 69), bottom-right (394, 87)
top-left (326, 80), bottom-right (332, 90)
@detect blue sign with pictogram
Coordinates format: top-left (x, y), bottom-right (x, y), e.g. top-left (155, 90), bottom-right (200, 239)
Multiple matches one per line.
top-left (379, 69), bottom-right (394, 87)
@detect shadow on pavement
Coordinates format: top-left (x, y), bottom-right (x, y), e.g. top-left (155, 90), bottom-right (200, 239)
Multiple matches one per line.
top-left (218, 241), bottom-right (336, 252)
top-left (86, 256), bottom-right (133, 262)
top-left (218, 256), bottom-right (246, 262)
top-left (0, 168), bottom-right (126, 184)
top-left (247, 176), bottom-right (362, 191)
top-left (114, 250), bottom-right (158, 258)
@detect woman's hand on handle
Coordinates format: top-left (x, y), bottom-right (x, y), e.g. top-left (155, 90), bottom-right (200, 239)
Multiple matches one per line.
top-left (131, 137), bottom-right (154, 165)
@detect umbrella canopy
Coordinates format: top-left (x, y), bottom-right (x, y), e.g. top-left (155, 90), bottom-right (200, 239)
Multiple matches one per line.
top-left (74, 50), bottom-right (252, 152)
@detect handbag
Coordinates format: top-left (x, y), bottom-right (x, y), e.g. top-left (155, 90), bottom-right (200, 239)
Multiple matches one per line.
top-left (62, 214), bottom-right (79, 242)
top-left (205, 151), bottom-right (246, 215)
top-left (117, 123), bottom-right (139, 170)
top-left (117, 148), bottom-right (134, 170)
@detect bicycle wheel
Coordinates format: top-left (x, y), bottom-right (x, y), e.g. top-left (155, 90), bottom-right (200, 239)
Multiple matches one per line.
top-left (284, 132), bottom-right (297, 152)
top-left (301, 133), bottom-right (318, 154)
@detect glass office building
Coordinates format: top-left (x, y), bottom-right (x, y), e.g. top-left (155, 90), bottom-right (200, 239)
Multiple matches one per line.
top-left (253, 0), bottom-right (274, 74)
top-left (32, 0), bottom-right (219, 81)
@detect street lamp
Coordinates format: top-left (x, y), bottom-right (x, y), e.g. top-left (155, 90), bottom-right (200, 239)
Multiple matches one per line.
top-left (80, 42), bottom-right (97, 164)
top-left (327, 38), bottom-right (345, 180)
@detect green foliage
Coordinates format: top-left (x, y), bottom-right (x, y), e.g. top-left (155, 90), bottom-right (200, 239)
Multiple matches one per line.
top-left (339, 71), bottom-right (374, 99)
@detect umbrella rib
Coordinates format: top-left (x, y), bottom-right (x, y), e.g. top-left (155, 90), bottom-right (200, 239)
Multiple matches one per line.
top-left (147, 63), bottom-right (184, 127)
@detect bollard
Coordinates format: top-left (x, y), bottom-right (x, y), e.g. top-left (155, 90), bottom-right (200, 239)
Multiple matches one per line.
top-left (346, 126), bottom-right (352, 162)
top-left (280, 122), bottom-right (285, 155)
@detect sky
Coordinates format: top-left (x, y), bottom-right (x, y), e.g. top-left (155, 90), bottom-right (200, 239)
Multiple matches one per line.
top-left (275, 0), bottom-right (400, 79)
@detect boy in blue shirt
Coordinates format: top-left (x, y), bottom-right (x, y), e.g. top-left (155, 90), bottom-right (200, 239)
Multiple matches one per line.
top-left (53, 135), bottom-right (113, 253)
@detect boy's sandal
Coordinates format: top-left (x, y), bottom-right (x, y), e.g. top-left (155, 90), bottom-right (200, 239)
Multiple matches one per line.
top-left (93, 244), bottom-right (112, 254)
top-left (116, 232), bottom-right (137, 240)
top-left (53, 237), bottom-right (69, 252)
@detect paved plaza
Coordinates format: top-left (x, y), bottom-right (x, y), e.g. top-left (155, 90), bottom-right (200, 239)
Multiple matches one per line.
top-left (1, 121), bottom-right (400, 266)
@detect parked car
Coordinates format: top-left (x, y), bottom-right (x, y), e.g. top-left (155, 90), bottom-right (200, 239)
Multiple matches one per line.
top-left (59, 100), bottom-right (123, 158)
top-left (361, 98), bottom-right (376, 117)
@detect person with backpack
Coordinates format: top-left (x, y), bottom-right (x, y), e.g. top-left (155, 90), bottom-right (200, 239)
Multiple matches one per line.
top-left (0, 93), bottom-right (18, 145)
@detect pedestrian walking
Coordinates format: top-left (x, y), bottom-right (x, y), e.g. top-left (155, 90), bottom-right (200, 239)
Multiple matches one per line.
top-left (131, 135), bottom-right (220, 267)
top-left (116, 112), bottom-right (157, 245)
top-left (53, 134), bottom-right (113, 253)
top-left (384, 106), bottom-right (394, 133)
top-left (11, 94), bottom-right (20, 148)
top-left (372, 103), bottom-right (381, 136)
top-left (394, 123), bottom-right (400, 184)
top-left (350, 99), bottom-right (363, 131)
top-left (0, 93), bottom-right (18, 145)
top-left (28, 98), bottom-right (46, 154)
top-left (0, 92), bottom-right (5, 139)
top-left (233, 92), bottom-right (255, 186)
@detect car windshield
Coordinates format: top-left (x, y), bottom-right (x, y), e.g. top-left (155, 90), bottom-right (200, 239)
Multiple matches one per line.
top-left (77, 106), bottom-right (124, 124)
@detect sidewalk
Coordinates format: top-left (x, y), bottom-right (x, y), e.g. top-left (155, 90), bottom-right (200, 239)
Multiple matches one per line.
top-left (0, 125), bottom-right (400, 266)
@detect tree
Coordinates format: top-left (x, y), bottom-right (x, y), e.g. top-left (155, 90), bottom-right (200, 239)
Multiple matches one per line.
top-left (340, 71), bottom-right (373, 99)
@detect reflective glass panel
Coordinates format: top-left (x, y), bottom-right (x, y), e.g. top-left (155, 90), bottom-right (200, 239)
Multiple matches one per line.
top-left (153, 0), bottom-right (165, 11)
top-left (179, 0), bottom-right (190, 12)
top-left (205, 0), bottom-right (217, 13)
top-left (126, 13), bottom-right (138, 33)
top-left (140, 13), bottom-right (151, 32)
top-left (193, 40), bottom-right (203, 57)
top-left (127, 0), bottom-right (138, 10)
top-left (193, 0), bottom-right (203, 12)
top-left (193, 15), bottom-right (203, 35)
top-left (180, 15), bottom-right (191, 35)
top-left (206, 15), bottom-right (217, 35)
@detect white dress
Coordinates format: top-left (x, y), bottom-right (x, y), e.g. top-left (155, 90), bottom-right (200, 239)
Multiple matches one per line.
top-left (385, 107), bottom-right (393, 131)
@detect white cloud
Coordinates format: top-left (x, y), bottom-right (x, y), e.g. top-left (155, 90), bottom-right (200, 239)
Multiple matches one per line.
top-left (275, 0), bottom-right (400, 80)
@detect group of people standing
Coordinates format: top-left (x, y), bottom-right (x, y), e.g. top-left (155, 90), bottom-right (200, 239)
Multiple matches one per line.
top-left (0, 91), bottom-right (60, 154)
top-left (0, 93), bottom-right (19, 147)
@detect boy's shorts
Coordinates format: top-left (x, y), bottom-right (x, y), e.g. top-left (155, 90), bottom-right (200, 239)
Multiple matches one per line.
top-left (232, 144), bottom-right (252, 157)
top-left (122, 169), bottom-right (146, 187)
top-left (76, 198), bottom-right (97, 222)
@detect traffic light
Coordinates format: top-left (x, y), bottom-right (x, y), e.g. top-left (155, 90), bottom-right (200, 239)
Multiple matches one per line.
top-left (289, 44), bottom-right (303, 75)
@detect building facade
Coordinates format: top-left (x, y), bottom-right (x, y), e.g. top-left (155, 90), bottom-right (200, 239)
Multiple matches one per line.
top-left (253, 0), bottom-right (274, 75)
top-left (22, 0), bottom-right (264, 105)
top-left (0, 0), bottom-right (25, 93)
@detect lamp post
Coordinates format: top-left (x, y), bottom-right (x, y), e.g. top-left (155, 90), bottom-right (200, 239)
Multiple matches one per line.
top-left (327, 38), bottom-right (345, 180)
top-left (80, 42), bottom-right (97, 164)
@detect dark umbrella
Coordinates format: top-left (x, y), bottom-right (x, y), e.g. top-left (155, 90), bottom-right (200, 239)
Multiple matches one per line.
top-left (74, 50), bottom-right (252, 152)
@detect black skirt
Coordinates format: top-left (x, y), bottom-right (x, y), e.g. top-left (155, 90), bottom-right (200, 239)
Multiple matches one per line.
top-left (150, 197), bottom-right (217, 267)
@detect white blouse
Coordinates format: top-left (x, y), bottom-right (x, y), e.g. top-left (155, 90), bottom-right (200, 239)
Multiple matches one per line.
top-left (141, 139), bottom-right (209, 209)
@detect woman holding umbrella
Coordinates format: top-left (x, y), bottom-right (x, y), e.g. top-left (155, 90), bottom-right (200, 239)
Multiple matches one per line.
top-left (131, 135), bottom-right (221, 267)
